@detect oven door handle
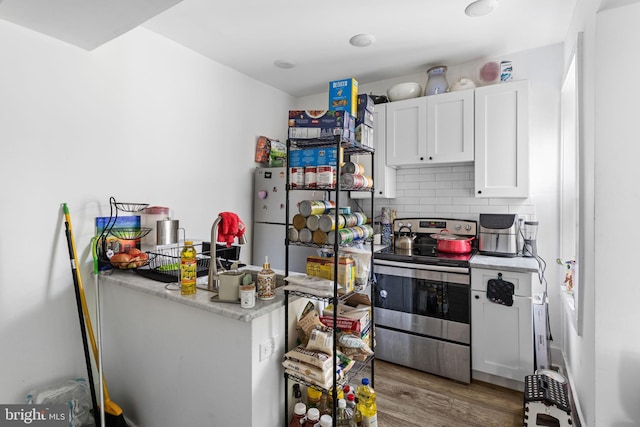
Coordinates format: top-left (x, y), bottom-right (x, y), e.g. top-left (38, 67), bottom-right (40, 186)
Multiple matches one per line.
top-left (373, 258), bottom-right (469, 274)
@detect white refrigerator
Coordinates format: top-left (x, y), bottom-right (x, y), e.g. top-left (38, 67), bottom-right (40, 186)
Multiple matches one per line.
top-left (252, 167), bottom-right (324, 273)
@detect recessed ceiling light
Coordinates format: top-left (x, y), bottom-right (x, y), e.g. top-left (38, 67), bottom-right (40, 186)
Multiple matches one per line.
top-left (349, 34), bottom-right (376, 48)
top-left (274, 59), bottom-right (296, 69)
top-left (465, 0), bottom-right (498, 17)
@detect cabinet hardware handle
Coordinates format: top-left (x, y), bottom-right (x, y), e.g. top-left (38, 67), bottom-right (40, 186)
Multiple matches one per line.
top-left (477, 190), bottom-right (482, 194)
top-left (420, 157), bottom-right (424, 161)
top-left (475, 295), bottom-right (480, 299)
top-left (429, 156), bottom-right (433, 160)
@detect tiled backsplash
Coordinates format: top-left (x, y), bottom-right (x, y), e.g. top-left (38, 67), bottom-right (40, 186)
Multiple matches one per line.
top-left (351, 164), bottom-right (536, 223)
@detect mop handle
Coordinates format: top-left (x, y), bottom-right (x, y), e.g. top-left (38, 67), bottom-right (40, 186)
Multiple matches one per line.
top-left (63, 203), bottom-right (113, 403)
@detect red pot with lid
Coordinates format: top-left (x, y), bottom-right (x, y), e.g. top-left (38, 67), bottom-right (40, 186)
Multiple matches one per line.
top-left (430, 229), bottom-right (475, 254)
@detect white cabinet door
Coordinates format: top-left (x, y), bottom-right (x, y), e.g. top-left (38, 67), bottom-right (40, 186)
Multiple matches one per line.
top-left (351, 104), bottom-right (397, 199)
top-left (385, 97), bottom-right (428, 166)
top-left (471, 268), bottom-right (534, 383)
top-left (427, 90), bottom-right (475, 163)
top-left (474, 80), bottom-right (530, 198)
top-left (471, 291), bottom-right (534, 382)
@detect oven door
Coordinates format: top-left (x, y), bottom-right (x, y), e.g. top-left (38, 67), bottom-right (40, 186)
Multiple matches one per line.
top-left (374, 262), bottom-right (470, 344)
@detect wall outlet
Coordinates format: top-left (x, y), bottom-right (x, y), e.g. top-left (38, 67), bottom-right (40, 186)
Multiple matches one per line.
top-left (259, 337), bottom-right (276, 361)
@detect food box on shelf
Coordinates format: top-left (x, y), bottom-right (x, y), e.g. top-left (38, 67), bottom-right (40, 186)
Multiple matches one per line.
top-left (321, 293), bottom-right (372, 346)
top-left (306, 256), bottom-right (355, 293)
top-left (289, 146), bottom-right (340, 168)
top-left (329, 78), bottom-right (358, 117)
top-left (288, 110), bottom-right (354, 128)
top-left (356, 108), bottom-right (374, 128)
top-left (288, 127), bottom-right (352, 141)
top-left (355, 123), bottom-right (374, 148)
top-left (357, 94), bottom-right (375, 114)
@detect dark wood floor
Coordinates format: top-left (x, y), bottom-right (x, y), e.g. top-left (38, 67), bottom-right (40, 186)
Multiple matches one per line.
top-left (368, 360), bottom-right (524, 426)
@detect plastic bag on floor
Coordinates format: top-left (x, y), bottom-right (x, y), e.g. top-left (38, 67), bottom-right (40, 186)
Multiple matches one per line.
top-left (26, 377), bottom-right (95, 427)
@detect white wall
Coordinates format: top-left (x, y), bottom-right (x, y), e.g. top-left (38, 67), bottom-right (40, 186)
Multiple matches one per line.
top-left (0, 19), bottom-right (293, 405)
top-left (593, 3), bottom-right (640, 425)
top-left (296, 43), bottom-right (564, 352)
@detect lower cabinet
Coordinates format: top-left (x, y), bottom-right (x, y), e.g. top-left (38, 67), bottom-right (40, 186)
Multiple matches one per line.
top-left (471, 268), bottom-right (534, 388)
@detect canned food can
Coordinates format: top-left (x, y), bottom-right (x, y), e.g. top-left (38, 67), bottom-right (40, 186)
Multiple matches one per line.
top-left (351, 226), bottom-right (365, 240)
top-left (299, 200), bottom-right (335, 217)
top-left (326, 230), bottom-right (337, 245)
top-left (343, 213), bottom-right (359, 228)
top-left (317, 165), bottom-right (335, 188)
top-left (318, 214), bottom-right (336, 232)
top-left (340, 173), bottom-right (365, 189)
top-left (287, 227), bottom-right (299, 242)
top-left (298, 228), bottom-right (313, 243)
top-left (292, 214), bottom-right (307, 231)
top-left (306, 214), bottom-right (321, 231)
top-left (353, 212), bottom-right (367, 226)
top-left (363, 176), bottom-right (373, 188)
top-left (290, 167), bottom-right (305, 188)
top-left (304, 166), bottom-right (317, 188)
top-left (362, 224), bottom-right (374, 239)
top-left (312, 229), bottom-right (327, 245)
top-left (338, 228), bottom-right (354, 244)
top-left (342, 162), bottom-right (365, 175)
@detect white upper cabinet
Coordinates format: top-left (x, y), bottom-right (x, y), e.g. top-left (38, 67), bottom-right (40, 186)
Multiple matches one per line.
top-left (386, 91), bottom-right (474, 167)
top-left (351, 104), bottom-right (397, 199)
top-left (385, 97), bottom-right (428, 166)
top-left (427, 90), bottom-right (475, 163)
top-left (474, 80), bottom-right (530, 198)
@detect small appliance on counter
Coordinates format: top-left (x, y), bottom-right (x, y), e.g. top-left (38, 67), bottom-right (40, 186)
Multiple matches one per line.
top-left (478, 214), bottom-right (519, 257)
top-left (522, 220), bottom-right (539, 258)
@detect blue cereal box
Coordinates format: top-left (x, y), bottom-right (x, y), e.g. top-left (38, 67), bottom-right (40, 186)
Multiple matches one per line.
top-left (329, 78), bottom-right (358, 117)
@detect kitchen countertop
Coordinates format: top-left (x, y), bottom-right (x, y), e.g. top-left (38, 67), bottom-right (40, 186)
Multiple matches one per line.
top-left (470, 254), bottom-right (539, 273)
top-left (99, 265), bottom-right (287, 323)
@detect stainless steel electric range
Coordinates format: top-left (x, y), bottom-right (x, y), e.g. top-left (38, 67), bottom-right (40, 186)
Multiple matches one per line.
top-left (373, 218), bottom-right (477, 383)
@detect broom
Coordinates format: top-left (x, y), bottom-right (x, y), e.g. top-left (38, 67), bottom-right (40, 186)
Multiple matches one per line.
top-left (63, 203), bottom-right (130, 427)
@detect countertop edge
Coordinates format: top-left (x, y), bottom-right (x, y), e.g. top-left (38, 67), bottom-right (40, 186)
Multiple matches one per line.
top-left (470, 254), bottom-right (540, 273)
top-left (98, 269), bottom-right (286, 322)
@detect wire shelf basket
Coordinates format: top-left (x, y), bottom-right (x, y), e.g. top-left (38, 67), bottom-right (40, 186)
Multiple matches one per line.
top-left (114, 202), bottom-right (149, 212)
top-left (144, 243), bottom-right (211, 281)
top-left (108, 227), bottom-right (153, 240)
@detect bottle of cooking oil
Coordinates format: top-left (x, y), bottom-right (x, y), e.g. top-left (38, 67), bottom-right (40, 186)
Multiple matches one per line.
top-left (180, 241), bottom-right (197, 295)
top-left (257, 256), bottom-right (276, 300)
top-left (356, 378), bottom-right (377, 427)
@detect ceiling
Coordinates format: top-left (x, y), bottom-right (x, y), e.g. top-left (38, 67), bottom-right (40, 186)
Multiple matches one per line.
top-left (0, 0), bottom-right (577, 97)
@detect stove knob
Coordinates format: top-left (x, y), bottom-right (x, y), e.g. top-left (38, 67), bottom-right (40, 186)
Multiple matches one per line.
top-left (454, 225), bottom-right (462, 231)
top-left (465, 224), bottom-right (472, 231)
top-left (380, 290), bottom-right (388, 299)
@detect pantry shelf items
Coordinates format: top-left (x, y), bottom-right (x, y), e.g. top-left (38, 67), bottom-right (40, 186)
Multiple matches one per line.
top-left (283, 133), bottom-right (376, 426)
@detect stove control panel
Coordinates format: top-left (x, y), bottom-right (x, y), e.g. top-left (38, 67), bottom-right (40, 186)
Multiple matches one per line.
top-left (393, 218), bottom-right (477, 237)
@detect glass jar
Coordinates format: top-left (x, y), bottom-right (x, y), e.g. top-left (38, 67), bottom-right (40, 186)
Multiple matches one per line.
top-left (425, 65), bottom-right (448, 96)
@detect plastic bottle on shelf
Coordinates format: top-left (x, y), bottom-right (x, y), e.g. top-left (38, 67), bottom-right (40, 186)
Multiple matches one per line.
top-left (257, 256), bottom-right (276, 300)
top-left (356, 378), bottom-right (377, 427)
top-left (306, 386), bottom-right (323, 410)
top-left (289, 402), bottom-right (306, 427)
top-left (318, 414), bottom-right (332, 427)
top-left (323, 386), bottom-right (344, 416)
top-left (180, 241), bottom-right (197, 295)
top-left (336, 398), bottom-right (356, 426)
top-left (303, 407), bottom-right (320, 427)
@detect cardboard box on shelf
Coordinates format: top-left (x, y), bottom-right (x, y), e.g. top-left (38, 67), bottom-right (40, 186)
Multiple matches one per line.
top-left (357, 94), bottom-right (375, 114)
top-left (289, 147), bottom-right (340, 168)
top-left (288, 110), bottom-right (354, 128)
top-left (321, 293), bottom-right (372, 334)
top-left (329, 78), bottom-right (358, 117)
top-left (306, 256), bottom-right (355, 293)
